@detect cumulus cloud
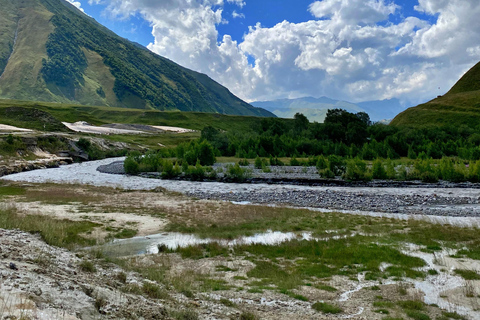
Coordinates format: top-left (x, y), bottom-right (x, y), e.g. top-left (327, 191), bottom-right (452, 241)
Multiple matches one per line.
top-left (232, 10), bottom-right (245, 19)
top-left (65, 0), bottom-right (85, 12)
top-left (94, 0), bottom-right (480, 105)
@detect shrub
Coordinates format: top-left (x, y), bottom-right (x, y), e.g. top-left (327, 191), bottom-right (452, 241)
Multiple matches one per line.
top-left (162, 160), bottom-right (181, 179)
top-left (269, 156), bottom-right (284, 166)
top-left (328, 155), bottom-right (345, 175)
top-left (319, 168), bottom-right (335, 179)
top-left (344, 158), bottom-right (371, 181)
top-left (254, 156), bottom-right (263, 169)
top-left (124, 156), bottom-right (139, 175)
top-left (198, 140), bottom-right (216, 166)
top-left (316, 156), bottom-right (327, 170)
top-left (372, 159), bottom-right (387, 179)
top-left (225, 163), bottom-right (251, 182)
top-left (184, 162), bottom-right (206, 181)
top-left (238, 159), bottom-right (250, 166)
top-left (77, 137), bottom-right (91, 150)
top-left (290, 157), bottom-right (300, 166)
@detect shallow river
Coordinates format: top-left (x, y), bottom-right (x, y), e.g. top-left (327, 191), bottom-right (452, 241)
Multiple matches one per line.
top-left (3, 157), bottom-right (480, 226)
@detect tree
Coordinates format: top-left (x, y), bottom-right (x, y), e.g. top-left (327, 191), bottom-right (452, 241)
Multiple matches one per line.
top-left (294, 113), bottom-right (309, 133)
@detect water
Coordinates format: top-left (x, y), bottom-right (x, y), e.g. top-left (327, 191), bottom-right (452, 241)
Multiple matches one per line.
top-left (100, 230), bottom-right (313, 256)
top-left (3, 157), bottom-right (480, 227)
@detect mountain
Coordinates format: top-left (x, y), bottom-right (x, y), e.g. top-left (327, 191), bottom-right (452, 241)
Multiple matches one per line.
top-left (0, 0), bottom-right (273, 117)
top-left (252, 97), bottom-right (407, 122)
top-left (391, 61), bottom-right (480, 128)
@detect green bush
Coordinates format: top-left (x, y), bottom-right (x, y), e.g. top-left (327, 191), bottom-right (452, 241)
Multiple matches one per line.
top-left (316, 156), bottom-right (327, 170)
top-left (184, 162), bottom-right (206, 181)
top-left (344, 158), bottom-right (371, 181)
top-left (162, 161), bottom-right (181, 179)
top-left (372, 159), bottom-right (387, 179)
top-left (269, 156), bottom-right (284, 166)
top-left (225, 163), bottom-right (251, 182)
top-left (290, 157), bottom-right (300, 166)
top-left (328, 155), bottom-right (346, 176)
top-left (238, 159), bottom-right (250, 166)
top-left (319, 168), bottom-right (335, 179)
top-left (254, 156), bottom-right (263, 169)
top-left (124, 156), bottom-right (140, 174)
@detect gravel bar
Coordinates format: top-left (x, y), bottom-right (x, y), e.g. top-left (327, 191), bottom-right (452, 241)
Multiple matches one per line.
top-left (96, 160), bottom-right (480, 218)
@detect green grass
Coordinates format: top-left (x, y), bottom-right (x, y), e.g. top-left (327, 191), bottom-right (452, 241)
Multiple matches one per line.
top-left (404, 310), bottom-right (430, 320)
top-left (0, 206), bottom-right (98, 249)
top-left (312, 302), bottom-right (342, 314)
top-left (0, 99), bottom-right (281, 132)
top-left (454, 269), bottom-right (480, 280)
top-left (0, 184), bottom-right (26, 196)
top-left (439, 311), bottom-right (468, 320)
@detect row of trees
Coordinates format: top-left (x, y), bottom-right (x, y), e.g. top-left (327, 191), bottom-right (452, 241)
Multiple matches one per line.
top-left (201, 110), bottom-right (480, 161)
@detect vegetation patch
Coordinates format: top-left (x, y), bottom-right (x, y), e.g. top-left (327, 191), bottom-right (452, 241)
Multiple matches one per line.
top-left (312, 302), bottom-right (342, 314)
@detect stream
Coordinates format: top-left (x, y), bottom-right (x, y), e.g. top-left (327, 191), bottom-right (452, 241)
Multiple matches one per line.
top-left (3, 157), bottom-right (480, 226)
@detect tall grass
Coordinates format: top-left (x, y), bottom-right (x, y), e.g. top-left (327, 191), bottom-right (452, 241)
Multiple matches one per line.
top-left (0, 205), bottom-right (98, 249)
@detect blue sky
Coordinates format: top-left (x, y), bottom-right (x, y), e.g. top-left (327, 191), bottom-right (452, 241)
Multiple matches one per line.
top-left (68, 0), bottom-right (480, 105)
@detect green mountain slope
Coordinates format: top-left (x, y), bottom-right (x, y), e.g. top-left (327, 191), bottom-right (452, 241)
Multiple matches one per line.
top-left (0, 0), bottom-right (273, 117)
top-left (391, 61), bottom-right (480, 128)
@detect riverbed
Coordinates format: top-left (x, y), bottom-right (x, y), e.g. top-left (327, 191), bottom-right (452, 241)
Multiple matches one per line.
top-left (2, 158), bottom-right (480, 226)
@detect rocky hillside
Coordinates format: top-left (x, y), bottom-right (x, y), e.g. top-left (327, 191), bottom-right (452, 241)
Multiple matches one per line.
top-left (391, 61), bottom-right (480, 128)
top-left (0, 0), bottom-right (273, 117)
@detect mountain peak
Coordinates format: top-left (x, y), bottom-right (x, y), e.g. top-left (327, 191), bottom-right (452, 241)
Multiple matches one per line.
top-left (0, 0), bottom-right (273, 117)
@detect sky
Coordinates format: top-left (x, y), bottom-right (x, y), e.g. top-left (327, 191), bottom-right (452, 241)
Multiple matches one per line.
top-left (65, 0), bottom-right (480, 105)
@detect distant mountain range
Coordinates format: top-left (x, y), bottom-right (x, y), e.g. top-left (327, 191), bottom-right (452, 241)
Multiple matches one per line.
top-left (0, 0), bottom-right (273, 117)
top-left (251, 97), bottom-right (409, 122)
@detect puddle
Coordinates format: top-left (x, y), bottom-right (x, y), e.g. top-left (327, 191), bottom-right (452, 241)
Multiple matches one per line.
top-left (102, 230), bottom-right (313, 257)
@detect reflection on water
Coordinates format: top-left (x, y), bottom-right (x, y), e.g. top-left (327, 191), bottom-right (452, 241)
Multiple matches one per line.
top-left (101, 230), bottom-right (313, 257)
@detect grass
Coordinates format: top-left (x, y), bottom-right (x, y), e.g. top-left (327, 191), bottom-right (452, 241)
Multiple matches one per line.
top-left (0, 205), bottom-right (98, 249)
top-left (312, 302), bottom-right (342, 314)
top-left (0, 184), bottom-right (26, 196)
top-left (0, 99), bottom-right (282, 132)
top-left (454, 269), bottom-right (480, 280)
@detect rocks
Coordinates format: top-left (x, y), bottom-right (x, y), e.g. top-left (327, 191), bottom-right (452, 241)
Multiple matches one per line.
top-left (186, 186), bottom-right (480, 218)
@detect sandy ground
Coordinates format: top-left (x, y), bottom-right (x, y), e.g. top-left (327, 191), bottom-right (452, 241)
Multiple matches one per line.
top-left (151, 126), bottom-right (196, 133)
top-left (62, 122), bottom-right (195, 135)
top-left (62, 122), bottom-right (146, 135)
top-left (0, 124), bottom-right (33, 132)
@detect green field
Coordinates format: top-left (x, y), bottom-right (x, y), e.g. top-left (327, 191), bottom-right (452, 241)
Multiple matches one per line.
top-left (0, 99), bottom-right (279, 132)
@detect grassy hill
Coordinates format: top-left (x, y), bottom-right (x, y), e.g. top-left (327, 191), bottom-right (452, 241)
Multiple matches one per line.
top-left (391, 61), bottom-right (480, 128)
top-left (0, 99), bottom-right (279, 132)
top-left (0, 0), bottom-right (273, 117)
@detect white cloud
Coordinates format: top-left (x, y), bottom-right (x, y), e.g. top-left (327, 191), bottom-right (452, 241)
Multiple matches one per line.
top-left (94, 0), bottom-right (480, 105)
top-left (232, 10), bottom-right (245, 19)
top-left (65, 0), bottom-right (85, 12)
top-left (309, 0), bottom-right (399, 25)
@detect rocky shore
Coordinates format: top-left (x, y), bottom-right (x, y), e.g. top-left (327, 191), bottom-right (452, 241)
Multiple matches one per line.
top-left (97, 161), bottom-right (480, 218)
top-left (0, 158), bottom-right (72, 177)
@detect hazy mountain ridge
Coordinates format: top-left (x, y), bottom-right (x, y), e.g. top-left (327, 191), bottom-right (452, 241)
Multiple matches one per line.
top-left (252, 96), bottom-right (408, 122)
top-left (0, 0), bottom-right (273, 117)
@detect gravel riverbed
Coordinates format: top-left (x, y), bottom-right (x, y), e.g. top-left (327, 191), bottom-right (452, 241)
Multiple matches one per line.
top-left (4, 158), bottom-right (480, 222)
top-left (98, 160), bottom-right (480, 218)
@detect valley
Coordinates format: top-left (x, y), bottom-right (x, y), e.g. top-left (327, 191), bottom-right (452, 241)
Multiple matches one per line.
top-left (1, 0), bottom-right (480, 319)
